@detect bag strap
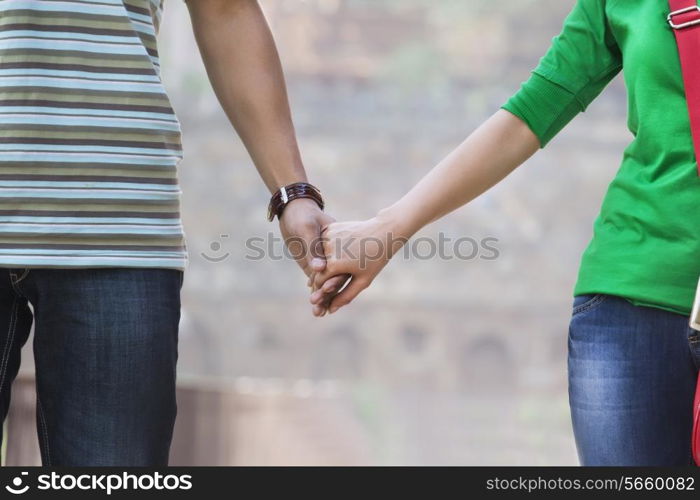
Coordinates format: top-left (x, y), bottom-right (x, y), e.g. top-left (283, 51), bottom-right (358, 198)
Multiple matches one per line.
top-left (669, 0), bottom-right (700, 175)
top-left (694, 376), bottom-right (700, 465)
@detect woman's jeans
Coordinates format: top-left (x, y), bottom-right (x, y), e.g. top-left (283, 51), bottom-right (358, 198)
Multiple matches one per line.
top-left (569, 293), bottom-right (700, 466)
top-left (0, 267), bottom-right (183, 466)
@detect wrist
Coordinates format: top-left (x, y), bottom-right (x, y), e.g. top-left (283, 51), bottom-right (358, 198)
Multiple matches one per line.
top-left (279, 197), bottom-right (322, 220)
top-left (264, 156), bottom-right (307, 195)
top-left (268, 173), bottom-right (308, 195)
top-left (268, 182), bottom-right (324, 222)
top-left (375, 203), bottom-right (419, 242)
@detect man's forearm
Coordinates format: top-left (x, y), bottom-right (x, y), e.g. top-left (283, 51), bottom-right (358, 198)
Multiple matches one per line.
top-left (187, 0), bottom-right (306, 192)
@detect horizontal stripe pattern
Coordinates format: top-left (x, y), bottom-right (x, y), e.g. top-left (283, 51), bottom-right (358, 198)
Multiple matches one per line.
top-left (0, 0), bottom-right (187, 269)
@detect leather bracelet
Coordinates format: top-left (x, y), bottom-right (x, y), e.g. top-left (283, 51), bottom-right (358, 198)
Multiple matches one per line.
top-left (267, 182), bottom-right (324, 222)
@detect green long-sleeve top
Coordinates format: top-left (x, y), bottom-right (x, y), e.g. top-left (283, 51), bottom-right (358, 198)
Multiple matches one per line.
top-left (502, 0), bottom-right (700, 315)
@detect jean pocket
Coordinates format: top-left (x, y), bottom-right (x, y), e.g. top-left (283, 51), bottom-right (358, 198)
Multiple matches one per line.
top-left (572, 294), bottom-right (608, 317)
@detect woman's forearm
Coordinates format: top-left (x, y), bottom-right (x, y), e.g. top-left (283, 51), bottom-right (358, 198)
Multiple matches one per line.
top-left (378, 110), bottom-right (540, 238)
top-left (310, 110), bottom-right (540, 313)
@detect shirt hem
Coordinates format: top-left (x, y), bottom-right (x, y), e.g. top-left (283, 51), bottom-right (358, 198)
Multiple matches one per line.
top-left (0, 258), bottom-right (188, 271)
top-left (574, 273), bottom-right (693, 317)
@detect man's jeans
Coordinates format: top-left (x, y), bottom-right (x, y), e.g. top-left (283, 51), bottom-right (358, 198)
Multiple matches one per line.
top-left (568, 293), bottom-right (700, 466)
top-left (0, 268), bottom-right (183, 466)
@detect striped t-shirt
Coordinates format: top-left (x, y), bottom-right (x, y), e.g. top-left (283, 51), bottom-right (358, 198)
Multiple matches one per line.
top-left (0, 0), bottom-right (187, 269)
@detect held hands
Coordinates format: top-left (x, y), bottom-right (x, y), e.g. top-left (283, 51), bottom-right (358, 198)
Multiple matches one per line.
top-left (278, 198), bottom-right (348, 315)
top-left (309, 213), bottom-right (409, 316)
top-left (279, 198), bottom-right (409, 317)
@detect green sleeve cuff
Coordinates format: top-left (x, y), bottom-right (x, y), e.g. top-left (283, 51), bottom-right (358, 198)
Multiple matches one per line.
top-left (501, 72), bottom-right (584, 148)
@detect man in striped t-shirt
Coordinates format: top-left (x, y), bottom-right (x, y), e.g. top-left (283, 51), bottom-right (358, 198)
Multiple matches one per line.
top-left (0, 0), bottom-right (337, 465)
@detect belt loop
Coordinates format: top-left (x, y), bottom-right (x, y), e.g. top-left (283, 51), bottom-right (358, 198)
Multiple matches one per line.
top-left (9, 268), bottom-right (31, 287)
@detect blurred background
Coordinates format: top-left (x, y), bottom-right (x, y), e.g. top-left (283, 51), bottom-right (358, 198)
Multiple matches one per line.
top-left (7, 0), bottom-right (630, 465)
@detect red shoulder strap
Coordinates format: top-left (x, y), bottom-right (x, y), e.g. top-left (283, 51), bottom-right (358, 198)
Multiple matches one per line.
top-left (669, 0), bottom-right (700, 175)
top-left (694, 376), bottom-right (700, 465)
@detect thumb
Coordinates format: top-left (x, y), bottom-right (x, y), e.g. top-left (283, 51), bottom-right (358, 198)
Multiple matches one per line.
top-left (306, 221), bottom-right (330, 272)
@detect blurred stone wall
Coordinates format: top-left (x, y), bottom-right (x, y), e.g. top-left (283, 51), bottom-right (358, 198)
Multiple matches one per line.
top-left (10, 0), bottom-right (631, 465)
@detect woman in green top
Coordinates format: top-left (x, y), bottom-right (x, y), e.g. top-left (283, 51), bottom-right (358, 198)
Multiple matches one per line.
top-left (309, 0), bottom-right (700, 465)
